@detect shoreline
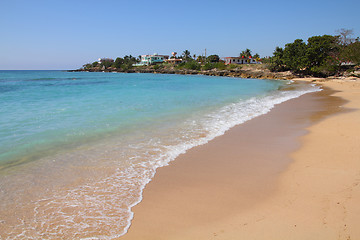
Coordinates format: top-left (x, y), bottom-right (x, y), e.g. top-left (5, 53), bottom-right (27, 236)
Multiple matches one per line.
top-left (68, 65), bottom-right (296, 80)
top-left (0, 72), bottom-right (312, 239)
top-left (120, 79), bottom-right (359, 239)
top-left (68, 66), bottom-right (360, 82)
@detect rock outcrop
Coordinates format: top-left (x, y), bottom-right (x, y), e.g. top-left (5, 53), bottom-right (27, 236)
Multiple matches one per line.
top-left (68, 65), bottom-right (297, 80)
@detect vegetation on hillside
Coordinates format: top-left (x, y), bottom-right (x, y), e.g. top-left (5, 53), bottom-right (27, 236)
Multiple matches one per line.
top-left (266, 29), bottom-right (360, 77)
top-left (174, 51), bottom-right (237, 71)
top-left (81, 49), bottom-right (250, 72)
top-left (82, 55), bottom-right (138, 71)
top-left (79, 29), bottom-right (359, 78)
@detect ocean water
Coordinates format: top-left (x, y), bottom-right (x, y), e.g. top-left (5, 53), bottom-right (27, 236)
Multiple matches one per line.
top-left (0, 70), bottom-right (320, 239)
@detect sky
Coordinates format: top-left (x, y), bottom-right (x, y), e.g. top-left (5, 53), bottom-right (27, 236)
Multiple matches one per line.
top-left (1, 0), bottom-right (359, 70)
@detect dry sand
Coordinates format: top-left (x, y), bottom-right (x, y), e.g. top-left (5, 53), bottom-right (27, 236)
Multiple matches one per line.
top-left (121, 78), bottom-right (360, 240)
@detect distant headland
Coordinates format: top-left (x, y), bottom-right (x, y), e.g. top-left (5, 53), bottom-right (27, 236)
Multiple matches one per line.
top-left (70, 31), bottom-right (360, 80)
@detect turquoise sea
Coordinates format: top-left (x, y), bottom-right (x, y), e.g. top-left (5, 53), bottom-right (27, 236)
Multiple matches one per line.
top-left (0, 70), bottom-right (319, 239)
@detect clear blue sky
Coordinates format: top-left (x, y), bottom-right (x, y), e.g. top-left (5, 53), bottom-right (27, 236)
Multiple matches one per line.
top-left (1, 0), bottom-right (359, 70)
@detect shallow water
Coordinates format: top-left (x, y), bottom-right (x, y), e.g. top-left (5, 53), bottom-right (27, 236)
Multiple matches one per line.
top-left (0, 71), bottom-right (320, 239)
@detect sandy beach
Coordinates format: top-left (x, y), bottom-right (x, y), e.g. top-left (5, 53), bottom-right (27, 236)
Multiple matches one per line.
top-left (121, 78), bottom-right (360, 240)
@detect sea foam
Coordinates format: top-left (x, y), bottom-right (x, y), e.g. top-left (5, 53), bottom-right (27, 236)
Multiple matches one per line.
top-left (9, 83), bottom-right (320, 240)
top-left (0, 71), bottom-right (320, 239)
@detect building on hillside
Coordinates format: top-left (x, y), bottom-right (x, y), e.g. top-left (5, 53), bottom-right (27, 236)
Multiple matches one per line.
top-left (98, 58), bottom-right (114, 64)
top-left (133, 54), bottom-right (169, 66)
top-left (165, 58), bottom-right (183, 65)
top-left (224, 56), bottom-right (259, 65)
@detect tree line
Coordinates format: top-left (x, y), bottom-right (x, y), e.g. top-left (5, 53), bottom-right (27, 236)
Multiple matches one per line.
top-left (81, 49), bottom-right (261, 71)
top-left (83, 55), bottom-right (138, 71)
top-left (266, 29), bottom-right (360, 77)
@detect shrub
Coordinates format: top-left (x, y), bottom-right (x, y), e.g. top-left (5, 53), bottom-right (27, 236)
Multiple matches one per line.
top-left (202, 63), bottom-right (215, 70)
top-left (227, 64), bottom-right (239, 69)
top-left (175, 62), bottom-right (186, 69)
top-left (183, 61), bottom-right (201, 70)
top-left (214, 62), bottom-right (226, 70)
top-left (206, 55), bottom-right (220, 63)
top-left (153, 64), bottom-right (161, 70)
top-left (310, 63), bottom-right (340, 77)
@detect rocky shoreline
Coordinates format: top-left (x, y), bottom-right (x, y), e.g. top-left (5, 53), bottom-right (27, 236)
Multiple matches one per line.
top-left (69, 64), bottom-right (360, 81)
top-left (68, 65), bottom-right (296, 80)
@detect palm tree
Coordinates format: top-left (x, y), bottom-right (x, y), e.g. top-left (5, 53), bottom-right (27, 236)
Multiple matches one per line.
top-left (240, 48), bottom-right (252, 58)
top-left (196, 55), bottom-right (205, 63)
top-left (182, 50), bottom-right (191, 60)
top-left (253, 53), bottom-right (260, 60)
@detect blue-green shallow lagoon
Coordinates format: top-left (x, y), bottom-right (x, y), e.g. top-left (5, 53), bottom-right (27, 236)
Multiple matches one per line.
top-left (0, 71), bottom-right (281, 168)
top-left (0, 70), bottom-right (319, 239)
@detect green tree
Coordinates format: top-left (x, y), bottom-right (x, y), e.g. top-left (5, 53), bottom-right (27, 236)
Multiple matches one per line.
top-left (92, 61), bottom-right (99, 67)
top-left (253, 53), bottom-right (260, 59)
top-left (268, 47), bottom-right (285, 71)
top-left (207, 54), bottom-right (220, 63)
top-left (182, 50), bottom-right (192, 61)
top-left (121, 55), bottom-right (137, 69)
top-left (177, 59), bottom-right (200, 70)
top-left (306, 35), bottom-right (339, 69)
top-left (341, 41), bottom-right (360, 65)
top-left (268, 35), bottom-right (345, 76)
top-left (184, 60), bottom-right (201, 70)
top-left (196, 55), bottom-right (206, 63)
top-left (113, 57), bottom-right (124, 68)
top-left (266, 32), bottom-right (360, 76)
top-left (214, 62), bottom-right (226, 70)
top-left (123, 55), bottom-right (137, 64)
top-left (240, 48), bottom-right (252, 58)
top-left (83, 63), bottom-right (92, 69)
top-left (202, 62), bottom-right (215, 70)
top-left (101, 61), bottom-right (113, 68)
top-left (282, 39), bottom-right (307, 71)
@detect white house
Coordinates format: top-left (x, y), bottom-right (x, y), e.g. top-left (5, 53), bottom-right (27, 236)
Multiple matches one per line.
top-left (165, 58), bottom-right (183, 65)
top-left (224, 57), bottom-right (259, 65)
top-left (133, 54), bottom-right (169, 66)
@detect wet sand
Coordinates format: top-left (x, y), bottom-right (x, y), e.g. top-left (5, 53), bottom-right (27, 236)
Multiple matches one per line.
top-left (121, 79), bottom-right (360, 240)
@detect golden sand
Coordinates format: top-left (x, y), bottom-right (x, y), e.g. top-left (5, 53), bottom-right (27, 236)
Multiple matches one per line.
top-left (120, 78), bottom-right (360, 239)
